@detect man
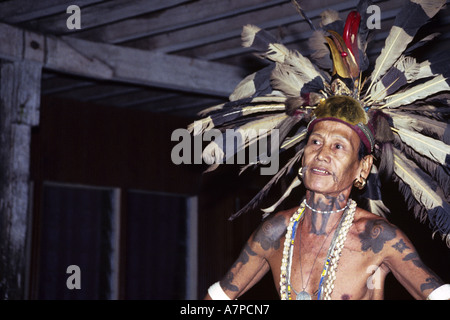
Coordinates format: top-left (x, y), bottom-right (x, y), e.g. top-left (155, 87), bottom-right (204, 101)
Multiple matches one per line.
top-left (205, 96), bottom-right (449, 300)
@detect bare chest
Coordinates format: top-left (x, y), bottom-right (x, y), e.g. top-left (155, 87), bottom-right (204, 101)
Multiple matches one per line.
top-left (268, 228), bottom-right (386, 300)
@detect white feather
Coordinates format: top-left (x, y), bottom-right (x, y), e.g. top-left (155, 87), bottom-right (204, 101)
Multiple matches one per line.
top-left (392, 127), bottom-right (450, 166)
top-left (270, 63), bottom-right (305, 97)
top-left (241, 24), bottom-right (262, 48)
top-left (229, 72), bottom-right (258, 101)
top-left (368, 26), bottom-right (414, 93)
top-left (369, 55), bottom-right (421, 100)
top-left (368, 0), bottom-right (445, 93)
top-left (285, 50), bottom-right (324, 82)
top-left (383, 74), bottom-right (450, 108)
top-left (394, 151), bottom-right (448, 215)
top-left (308, 30), bottom-right (332, 69)
top-left (201, 113), bottom-right (287, 165)
top-left (319, 9), bottom-right (341, 27)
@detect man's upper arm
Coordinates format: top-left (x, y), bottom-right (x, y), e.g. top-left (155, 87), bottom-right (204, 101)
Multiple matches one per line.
top-left (382, 225), bottom-right (444, 299)
top-left (215, 212), bottom-right (289, 299)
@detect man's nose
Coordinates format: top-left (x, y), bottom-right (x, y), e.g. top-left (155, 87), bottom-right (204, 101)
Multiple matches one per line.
top-left (315, 145), bottom-right (331, 161)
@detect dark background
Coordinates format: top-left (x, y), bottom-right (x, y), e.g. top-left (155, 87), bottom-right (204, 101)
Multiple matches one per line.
top-left (29, 96), bottom-right (449, 299)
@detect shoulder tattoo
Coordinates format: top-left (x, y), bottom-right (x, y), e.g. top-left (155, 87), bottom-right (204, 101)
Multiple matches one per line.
top-left (359, 219), bottom-right (397, 253)
top-left (252, 215), bottom-right (287, 251)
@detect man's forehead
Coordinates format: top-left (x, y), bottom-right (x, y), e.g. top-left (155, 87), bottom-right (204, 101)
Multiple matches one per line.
top-left (311, 120), bottom-right (361, 142)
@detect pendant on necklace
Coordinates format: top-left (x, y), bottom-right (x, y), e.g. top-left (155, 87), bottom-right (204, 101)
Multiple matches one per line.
top-left (296, 291), bottom-right (312, 300)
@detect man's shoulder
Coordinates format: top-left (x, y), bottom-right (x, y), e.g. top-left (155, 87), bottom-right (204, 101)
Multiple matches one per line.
top-left (352, 207), bottom-right (402, 255)
top-left (249, 206), bottom-right (298, 254)
top-left (353, 207), bottom-right (397, 232)
top-left (261, 206), bottom-right (299, 225)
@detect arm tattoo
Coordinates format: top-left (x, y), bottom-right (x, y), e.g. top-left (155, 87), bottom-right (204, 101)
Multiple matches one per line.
top-left (220, 272), bottom-right (239, 292)
top-left (219, 244), bottom-right (256, 292)
top-left (252, 215), bottom-right (287, 251)
top-left (403, 252), bottom-right (443, 292)
top-left (403, 252), bottom-right (425, 269)
top-left (391, 239), bottom-right (410, 253)
top-left (420, 277), bottom-right (441, 293)
top-left (359, 220), bottom-right (396, 253)
top-left (220, 225), bottom-right (270, 292)
top-left (236, 243), bottom-right (257, 266)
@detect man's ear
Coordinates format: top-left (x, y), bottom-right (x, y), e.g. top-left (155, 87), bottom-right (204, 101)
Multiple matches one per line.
top-left (360, 155), bottom-right (373, 179)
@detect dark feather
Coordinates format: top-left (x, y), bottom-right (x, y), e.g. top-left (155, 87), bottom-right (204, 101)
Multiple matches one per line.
top-left (394, 173), bottom-right (450, 247)
top-left (391, 125), bottom-right (450, 168)
top-left (241, 24), bottom-right (279, 52)
top-left (404, 32), bottom-right (440, 55)
top-left (291, 0), bottom-right (316, 31)
top-left (396, 104), bottom-right (450, 122)
top-left (355, 0), bottom-right (372, 71)
top-left (370, 110), bottom-right (395, 182)
top-left (383, 75), bottom-right (450, 109)
top-left (394, 135), bottom-right (450, 200)
top-left (229, 64), bottom-right (275, 101)
top-left (357, 166), bottom-right (390, 218)
top-left (189, 97), bottom-right (287, 134)
top-left (417, 50), bottom-right (450, 79)
top-left (280, 127), bottom-right (308, 152)
top-left (320, 9), bottom-right (344, 34)
top-left (308, 30), bottom-right (333, 70)
top-left (368, 0), bottom-right (446, 92)
top-left (387, 110), bottom-right (450, 144)
top-left (393, 149), bottom-right (450, 245)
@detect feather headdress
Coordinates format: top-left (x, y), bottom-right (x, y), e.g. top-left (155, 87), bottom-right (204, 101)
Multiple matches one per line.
top-left (187, 0), bottom-right (450, 246)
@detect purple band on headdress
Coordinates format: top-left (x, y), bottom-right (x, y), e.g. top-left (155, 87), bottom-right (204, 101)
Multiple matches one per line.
top-left (307, 117), bottom-right (374, 153)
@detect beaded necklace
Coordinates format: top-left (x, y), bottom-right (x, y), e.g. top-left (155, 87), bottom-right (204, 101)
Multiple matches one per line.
top-left (280, 198), bottom-right (357, 300)
top-left (304, 200), bottom-right (348, 214)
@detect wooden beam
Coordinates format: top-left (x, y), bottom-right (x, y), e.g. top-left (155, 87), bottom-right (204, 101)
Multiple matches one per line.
top-left (123, 0), bottom-right (388, 54)
top-left (0, 0), bottom-right (102, 23)
top-left (74, 0), bottom-right (288, 43)
top-left (125, 0), bottom-right (300, 52)
top-left (0, 60), bottom-right (41, 299)
top-left (23, 0), bottom-right (192, 35)
top-left (198, 2), bottom-right (399, 61)
top-left (0, 22), bottom-right (243, 97)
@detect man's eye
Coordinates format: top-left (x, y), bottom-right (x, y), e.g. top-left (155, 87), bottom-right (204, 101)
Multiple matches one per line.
top-left (335, 144), bottom-right (343, 149)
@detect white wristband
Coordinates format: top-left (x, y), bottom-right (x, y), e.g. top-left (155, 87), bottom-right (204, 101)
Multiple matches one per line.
top-left (208, 281), bottom-right (231, 300)
top-left (427, 284), bottom-right (450, 300)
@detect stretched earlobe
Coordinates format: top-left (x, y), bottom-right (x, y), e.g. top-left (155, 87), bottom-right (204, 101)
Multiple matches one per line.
top-left (353, 176), bottom-right (367, 190)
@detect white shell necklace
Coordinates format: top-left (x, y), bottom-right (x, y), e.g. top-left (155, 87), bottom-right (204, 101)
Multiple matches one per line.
top-left (280, 198), bottom-right (357, 300)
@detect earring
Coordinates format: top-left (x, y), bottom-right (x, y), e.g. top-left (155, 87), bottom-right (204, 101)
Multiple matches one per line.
top-left (353, 176), bottom-right (366, 190)
top-left (298, 167), bottom-right (303, 178)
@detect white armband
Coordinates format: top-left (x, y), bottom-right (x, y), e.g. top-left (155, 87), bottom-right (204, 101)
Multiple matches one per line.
top-left (208, 281), bottom-right (231, 300)
top-left (427, 284), bottom-right (450, 300)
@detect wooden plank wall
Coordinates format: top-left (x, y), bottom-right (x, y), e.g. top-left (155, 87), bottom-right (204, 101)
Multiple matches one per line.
top-left (31, 95), bottom-right (203, 192)
top-left (30, 96), bottom-right (274, 299)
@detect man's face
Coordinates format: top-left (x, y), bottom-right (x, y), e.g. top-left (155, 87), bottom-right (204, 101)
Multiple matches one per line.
top-left (302, 120), bottom-right (366, 197)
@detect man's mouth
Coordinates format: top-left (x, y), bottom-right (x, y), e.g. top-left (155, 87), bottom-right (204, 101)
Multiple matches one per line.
top-left (311, 168), bottom-right (331, 175)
